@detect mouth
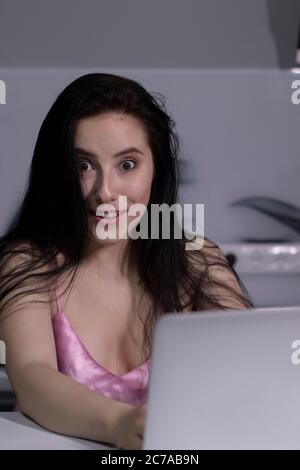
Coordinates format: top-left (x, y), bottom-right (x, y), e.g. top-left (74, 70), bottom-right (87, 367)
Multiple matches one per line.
top-left (90, 210), bottom-right (125, 222)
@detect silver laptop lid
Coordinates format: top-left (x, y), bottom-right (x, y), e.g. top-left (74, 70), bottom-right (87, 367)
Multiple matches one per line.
top-left (144, 306), bottom-right (300, 450)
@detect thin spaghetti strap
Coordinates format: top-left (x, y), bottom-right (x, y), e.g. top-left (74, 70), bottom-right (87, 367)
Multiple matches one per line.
top-left (55, 284), bottom-right (63, 314)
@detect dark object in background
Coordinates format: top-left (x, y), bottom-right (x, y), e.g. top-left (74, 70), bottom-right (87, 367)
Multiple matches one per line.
top-left (231, 196), bottom-right (300, 240)
top-left (225, 252), bottom-right (237, 268)
top-left (0, 365), bottom-right (16, 411)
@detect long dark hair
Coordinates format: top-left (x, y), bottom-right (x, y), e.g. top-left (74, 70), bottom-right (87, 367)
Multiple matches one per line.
top-left (0, 73), bottom-right (253, 357)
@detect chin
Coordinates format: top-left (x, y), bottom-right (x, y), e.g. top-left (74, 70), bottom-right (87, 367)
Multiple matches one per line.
top-left (91, 226), bottom-right (128, 246)
top-left (94, 236), bottom-right (126, 246)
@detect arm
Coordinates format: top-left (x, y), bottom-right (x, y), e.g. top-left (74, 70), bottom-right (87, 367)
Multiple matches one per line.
top-left (0, 252), bottom-right (142, 448)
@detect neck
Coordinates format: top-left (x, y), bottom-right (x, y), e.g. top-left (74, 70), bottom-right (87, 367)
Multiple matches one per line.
top-left (83, 238), bottom-right (133, 282)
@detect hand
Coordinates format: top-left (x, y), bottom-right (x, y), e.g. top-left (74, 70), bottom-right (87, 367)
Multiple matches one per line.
top-left (113, 403), bottom-right (147, 450)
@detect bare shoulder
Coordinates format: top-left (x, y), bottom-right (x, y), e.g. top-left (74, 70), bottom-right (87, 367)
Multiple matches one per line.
top-left (186, 237), bottom-right (250, 310)
top-left (186, 236), bottom-right (227, 269)
top-left (0, 241), bottom-right (60, 320)
top-left (0, 242), bottom-right (65, 319)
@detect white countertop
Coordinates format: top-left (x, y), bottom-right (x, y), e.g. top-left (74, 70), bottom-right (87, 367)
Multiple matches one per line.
top-left (0, 412), bottom-right (116, 450)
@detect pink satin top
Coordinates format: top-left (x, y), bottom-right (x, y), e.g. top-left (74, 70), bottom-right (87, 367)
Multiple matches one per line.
top-left (52, 287), bottom-right (151, 407)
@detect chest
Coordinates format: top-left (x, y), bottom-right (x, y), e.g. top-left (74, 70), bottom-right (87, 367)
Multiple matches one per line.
top-left (51, 272), bottom-right (152, 375)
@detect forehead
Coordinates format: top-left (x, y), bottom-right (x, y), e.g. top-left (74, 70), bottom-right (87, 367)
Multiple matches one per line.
top-left (74, 113), bottom-right (149, 149)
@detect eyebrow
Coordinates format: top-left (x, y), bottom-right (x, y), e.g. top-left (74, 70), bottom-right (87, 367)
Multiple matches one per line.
top-left (74, 146), bottom-right (144, 158)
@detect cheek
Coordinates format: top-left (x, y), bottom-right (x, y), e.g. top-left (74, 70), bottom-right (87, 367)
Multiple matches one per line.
top-left (80, 174), bottom-right (95, 198)
top-left (128, 170), bottom-right (153, 204)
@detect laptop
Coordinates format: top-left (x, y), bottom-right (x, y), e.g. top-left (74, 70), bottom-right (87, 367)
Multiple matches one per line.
top-left (143, 306), bottom-right (300, 450)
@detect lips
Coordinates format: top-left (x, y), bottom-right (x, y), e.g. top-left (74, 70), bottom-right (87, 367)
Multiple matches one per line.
top-left (90, 210), bottom-right (128, 225)
top-left (96, 210), bottom-right (119, 219)
top-left (90, 207), bottom-right (129, 214)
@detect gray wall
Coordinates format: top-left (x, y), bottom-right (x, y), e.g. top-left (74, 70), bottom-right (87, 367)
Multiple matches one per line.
top-left (0, 67), bottom-right (299, 245)
top-left (0, 0), bottom-right (299, 69)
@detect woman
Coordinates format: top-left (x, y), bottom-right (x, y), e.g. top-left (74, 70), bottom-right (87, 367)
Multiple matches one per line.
top-left (0, 73), bottom-right (253, 450)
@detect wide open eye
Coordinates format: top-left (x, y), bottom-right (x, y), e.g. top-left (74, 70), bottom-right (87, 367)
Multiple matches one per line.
top-left (120, 160), bottom-right (136, 171)
top-left (79, 159), bottom-right (93, 173)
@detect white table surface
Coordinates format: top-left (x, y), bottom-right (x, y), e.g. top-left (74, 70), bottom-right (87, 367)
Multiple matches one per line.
top-left (0, 412), bottom-right (117, 450)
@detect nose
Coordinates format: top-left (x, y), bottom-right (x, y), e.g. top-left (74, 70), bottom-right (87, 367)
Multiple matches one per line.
top-left (95, 168), bottom-right (118, 203)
